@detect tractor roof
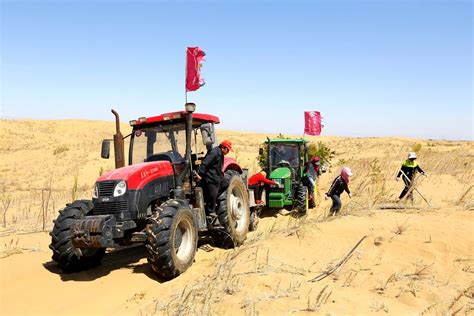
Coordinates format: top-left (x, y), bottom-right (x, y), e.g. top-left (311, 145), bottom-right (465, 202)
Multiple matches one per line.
top-left (132, 111), bottom-right (220, 127)
top-left (265, 138), bottom-right (308, 144)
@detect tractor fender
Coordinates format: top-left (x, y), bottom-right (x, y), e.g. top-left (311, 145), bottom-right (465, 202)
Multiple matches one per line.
top-left (222, 157), bottom-right (243, 174)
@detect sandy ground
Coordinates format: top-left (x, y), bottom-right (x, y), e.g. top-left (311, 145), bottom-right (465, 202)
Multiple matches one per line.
top-left (0, 119), bottom-right (473, 315)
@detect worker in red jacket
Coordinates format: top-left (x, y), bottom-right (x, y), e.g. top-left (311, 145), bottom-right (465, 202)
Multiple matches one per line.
top-left (248, 170), bottom-right (276, 205)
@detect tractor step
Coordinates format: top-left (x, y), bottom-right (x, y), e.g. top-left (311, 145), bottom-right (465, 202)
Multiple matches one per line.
top-left (131, 231), bottom-right (147, 243)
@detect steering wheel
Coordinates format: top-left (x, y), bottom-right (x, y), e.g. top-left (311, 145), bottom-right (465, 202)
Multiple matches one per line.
top-left (278, 160), bottom-right (291, 167)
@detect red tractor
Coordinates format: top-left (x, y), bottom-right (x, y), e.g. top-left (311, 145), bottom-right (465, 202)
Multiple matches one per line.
top-left (49, 103), bottom-right (252, 280)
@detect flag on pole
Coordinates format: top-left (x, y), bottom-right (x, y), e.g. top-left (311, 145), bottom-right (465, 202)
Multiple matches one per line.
top-left (304, 111), bottom-right (322, 136)
top-left (186, 47), bottom-right (206, 92)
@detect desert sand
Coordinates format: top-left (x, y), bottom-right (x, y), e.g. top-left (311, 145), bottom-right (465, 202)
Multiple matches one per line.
top-left (0, 119), bottom-right (473, 315)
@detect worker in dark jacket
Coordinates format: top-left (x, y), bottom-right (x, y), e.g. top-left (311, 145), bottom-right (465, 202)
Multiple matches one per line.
top-left (304, 156), bottom-right (322, 207)
top-left (195, 140), bottom-right (233, 215)
top-left (397, 152), bottom-right (425, 200)
top-left (248, 170), bottom-right (276, 204)
top-left (326, 167), bottom-right (352, 216)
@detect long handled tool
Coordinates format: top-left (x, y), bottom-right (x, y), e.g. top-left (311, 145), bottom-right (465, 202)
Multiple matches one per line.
top-left (399, 170), bottom-right (431, 207)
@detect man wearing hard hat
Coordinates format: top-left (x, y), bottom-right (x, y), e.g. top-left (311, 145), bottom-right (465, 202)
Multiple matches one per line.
top-left (195, 140), bottom-right (233, 215)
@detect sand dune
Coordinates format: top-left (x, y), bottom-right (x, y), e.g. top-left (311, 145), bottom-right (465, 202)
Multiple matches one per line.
top-left (0, 119), bottom-right (473, 315)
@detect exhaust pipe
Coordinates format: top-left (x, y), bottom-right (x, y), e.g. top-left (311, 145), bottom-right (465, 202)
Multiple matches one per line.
top-left (111, 109), bottom-right (125, 169)
top-left (176, 103), bottom-right (195, 188)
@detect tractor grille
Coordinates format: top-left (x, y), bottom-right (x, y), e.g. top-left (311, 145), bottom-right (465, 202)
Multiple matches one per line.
top-left (98, 181), bottom-right (117, 197)
top-left (268, 188), bottom-right (285, 194)
top-left (93, 200), bottom-right (129, 217)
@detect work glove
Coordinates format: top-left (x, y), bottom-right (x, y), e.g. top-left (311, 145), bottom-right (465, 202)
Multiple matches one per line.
top-left (193, 171), bottom-right (202, 182)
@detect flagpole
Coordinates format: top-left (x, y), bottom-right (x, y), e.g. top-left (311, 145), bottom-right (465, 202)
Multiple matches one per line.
top-left (185, 47), bottom-right (188, 104)
top-left (302, 111), bottom-right (306, 139)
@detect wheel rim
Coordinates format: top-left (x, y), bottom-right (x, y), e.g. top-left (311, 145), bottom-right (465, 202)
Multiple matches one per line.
top-left (175, 216), bottom-right (193, 262)
top-left (230, 186), bottom-right (247, 233)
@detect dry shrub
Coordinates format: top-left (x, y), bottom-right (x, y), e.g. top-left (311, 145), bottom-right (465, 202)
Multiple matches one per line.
top-left (411, 143), bottom-right (423, 153)
top-left (1, 194), bottom-right (12, 228)
top-left (300, 284), bottom-right (332, 312)
top-left (391, 219), bottom-right (410, 236)
top-left (370, 300), bottom-right (389, 313)
top-left (53, 145), bottom-right (69, 155)
top-left (0, 238), bottom-right (22, 258)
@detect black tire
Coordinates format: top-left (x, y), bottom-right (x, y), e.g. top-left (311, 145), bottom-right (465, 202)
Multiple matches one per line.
top-left (49, 200), bottom-right (106, 272)
top-left (145, 200), bottom-right (197, 280)
top-left (216, 173), bottom-right (250, 247)
top-left (295, 184), bottom-right (308, 214)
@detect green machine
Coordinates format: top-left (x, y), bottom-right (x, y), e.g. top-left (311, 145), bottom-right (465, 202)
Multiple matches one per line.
top-left (260, 138), bottom-right (311, 214)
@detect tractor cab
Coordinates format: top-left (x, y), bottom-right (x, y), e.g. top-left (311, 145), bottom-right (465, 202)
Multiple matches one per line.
top-left (126, 111), bottom-right (220, 188)
top-left (266, 138), bottom-right (308, 182)
top-left (260, 138), bottom-right (310, 214)
top-left (128, 111), bottom-right (219, 165)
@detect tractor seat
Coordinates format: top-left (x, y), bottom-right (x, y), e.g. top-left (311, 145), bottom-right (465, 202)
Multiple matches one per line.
top-left (146, 151), bottom-right (183, 164)
top-left (146, 152), bottom-right (185, 176)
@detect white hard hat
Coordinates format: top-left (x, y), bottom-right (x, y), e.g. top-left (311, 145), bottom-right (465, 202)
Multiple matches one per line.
top-left (408, 152), bottom-right (417, 159)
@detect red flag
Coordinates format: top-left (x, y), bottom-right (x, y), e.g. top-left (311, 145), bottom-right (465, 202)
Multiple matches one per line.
top-left (304, 111), bottom-right (322, 136)
top-left (186, 47), bottom-right (206, 92)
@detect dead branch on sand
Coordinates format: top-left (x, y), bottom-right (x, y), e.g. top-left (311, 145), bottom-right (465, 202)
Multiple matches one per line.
top-left (308, 235), bottom-right (367, 282)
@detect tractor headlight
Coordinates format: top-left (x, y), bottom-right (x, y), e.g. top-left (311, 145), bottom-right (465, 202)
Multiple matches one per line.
top-left (113, 180), bottom-right (127, 197)
top-left (92, 183), bottom-right (98, 198)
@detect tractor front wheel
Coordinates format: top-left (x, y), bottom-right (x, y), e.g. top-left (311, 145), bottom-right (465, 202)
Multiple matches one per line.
top-left (49, 200), bottom-right (106, 272)
top-left (295, 184), bottom-right (309, 215)
top-left (145, 202), bottom-right (197, 280)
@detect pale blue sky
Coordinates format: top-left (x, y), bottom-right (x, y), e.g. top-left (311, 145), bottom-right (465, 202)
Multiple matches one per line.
top-left (1, 0), bottom-right (472, 140)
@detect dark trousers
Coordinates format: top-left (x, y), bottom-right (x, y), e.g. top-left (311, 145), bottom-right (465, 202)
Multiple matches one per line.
top-left (330, 195), bottom-right (341, 214)
top-left (399, 177), bottom-right (412, 199)
top-left (302, 176), bottom-right (314, 197)
top-left (249, 185), bottom-right (263, 201)
top-left (202, 180), bottom-right (222, 215)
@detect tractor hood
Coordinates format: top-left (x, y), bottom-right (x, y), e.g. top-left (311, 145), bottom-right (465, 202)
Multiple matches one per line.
top-left (269, 167), bottom-right (292, 180)
top-left (97, 161), bottom-right (174, 190)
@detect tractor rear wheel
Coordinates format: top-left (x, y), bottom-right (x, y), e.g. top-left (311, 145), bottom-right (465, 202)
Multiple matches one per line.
top-left (295, 184), bottom-right (309, 215)
top-left (216, 172), bottom-right (250, 247)
top-left (145, 201), bottom-right (197, 280)
top-left (49, 200), bottom-right (106, 272)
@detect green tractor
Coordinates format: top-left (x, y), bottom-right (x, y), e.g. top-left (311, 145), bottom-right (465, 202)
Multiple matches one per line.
top-left (257, 138), bottom-right (315, 215)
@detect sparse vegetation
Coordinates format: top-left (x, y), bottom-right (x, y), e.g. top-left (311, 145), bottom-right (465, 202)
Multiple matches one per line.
top-left (411, 143), bottom-right (423, 153)
top-left (71, 172), bottom-right (78, 201)
top-left (1, 194), bottom-right (12, 228)
top-left (308, 141), bottom-right (336, 167)
top-left (391, 219), bottom-right (410, 237)
top-left (53, 145), bottom-right (69, 155)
